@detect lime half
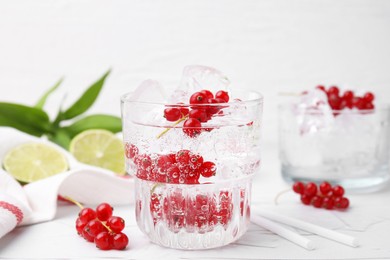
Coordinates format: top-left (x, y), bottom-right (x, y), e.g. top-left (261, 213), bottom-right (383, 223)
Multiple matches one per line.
top-left (3, 142), bottom-right (69, 183)
top-left (69, 129), bottom-right (125, 174)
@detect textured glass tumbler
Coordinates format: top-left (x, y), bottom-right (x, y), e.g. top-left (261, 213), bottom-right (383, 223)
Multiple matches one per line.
top-left (121, 90), bottom-right (263, 249)
top-left (279, 104), bottom-right (390, 192)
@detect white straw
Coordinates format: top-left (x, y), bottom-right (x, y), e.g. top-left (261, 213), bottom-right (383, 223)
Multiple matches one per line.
top-left (251, 214), bottom-right (315, 250)
top-left (253, 208), bottom-right (359, 247)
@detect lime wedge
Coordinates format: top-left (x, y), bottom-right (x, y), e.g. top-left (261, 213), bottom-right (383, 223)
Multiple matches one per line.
top-left (3, 142), bottom-right (69, 183)
top-left (69, 129), bottom-right (125, 175)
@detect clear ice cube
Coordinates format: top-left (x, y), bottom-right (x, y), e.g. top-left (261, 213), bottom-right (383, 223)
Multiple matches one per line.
top-left (169, 65), bottom-right (230, 103)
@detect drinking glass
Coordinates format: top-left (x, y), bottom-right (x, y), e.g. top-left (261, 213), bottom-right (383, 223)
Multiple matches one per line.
top-left (121, 90), bottom-right (263, 249)
top-left (279, 104), bottom-right (390, 192)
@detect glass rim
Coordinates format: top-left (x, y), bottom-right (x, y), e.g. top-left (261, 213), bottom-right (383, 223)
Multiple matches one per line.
top-left (278, 103), bottom-right (390, 114)
top-left (121, 89), bottom-right (263, 106)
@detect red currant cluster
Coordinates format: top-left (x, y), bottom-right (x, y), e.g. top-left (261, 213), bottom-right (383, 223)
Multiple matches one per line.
top-left (163, 89), bottom-right (230, 137)
top-left (75, 203), bottom-right (129, 250)
top-left (125, 143), bottom-right (216, 184)
top-left (148, 188), bottom-right (246, 233)
top-left (292, 181), bottom-right (350, 210)
top-left (315, 85), bottom-right (375, 110)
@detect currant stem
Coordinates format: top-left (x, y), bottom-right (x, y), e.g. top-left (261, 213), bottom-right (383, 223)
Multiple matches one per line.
top-left (274, 188), bottom-right (292, 205)
top-left (156, 116), bottom-right (188, 139)
top-left (63, 196), bottom-right (84, 209)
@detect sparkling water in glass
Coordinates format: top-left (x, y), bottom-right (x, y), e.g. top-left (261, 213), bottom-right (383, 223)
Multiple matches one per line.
top-left (121, 89), bottom-right (263, 249)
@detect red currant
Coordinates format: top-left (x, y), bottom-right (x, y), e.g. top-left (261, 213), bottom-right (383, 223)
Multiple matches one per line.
top-left (322, 197), bottom-right (335, 210)
top-left (111, 233), bottom-right (129, 250)
top-left (363, 92), bottom-right (374, 103)
top-left (107, 216), bottom-right (125, 233)
top-left (334, 197), bottom-right (349, 209)
top-left (94, 232), bottom-right (111, 250)
top-left (76, 218), bottom-right (87, 235)
top-left (215, 90), bottom-right (229, 103)
top-left (327, 86), bottom-right (339, 96)
top-left (292, 181), bottom-right (305, 195)
top-left (164, 107), bottom-right (181, 122)
top-left (78, 208), bottom-right (96, 224)
top-left (319, 181), bottom-right (332, 195)
top-left (300, 194), bottom-right (312, 205)
top-left (311, 196), bottom-right (323, 208)
top-left (304, 182), bottom-right (317, 197)
top-left (365, 102), bottom-right (374, 110)
top-left (200, 161), bottom-right (216, 177)
top-left (332, 185), bottom-right (344, 197)
top-left (96, 203), bottom-right (113, 221)
top-left (189, 109), bottom-right (208, 122)
top-left (125, 143), bottom-right (138, 160)
top-left (200, 89), bottom-right (214, 99)
top-left (342, 90), bottom-right (354, 101)
top-left (183, 118), bottom-right (202, 137)
top-left (189, 92), bottom-right (207, 105)
top-left (177, 102), bottom-right (189, 117)
top-left (85, 219), bottom-right (107, 238)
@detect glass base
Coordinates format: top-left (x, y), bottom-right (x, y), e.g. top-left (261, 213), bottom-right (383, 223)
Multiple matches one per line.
top-left (134, 176), bottom-right (252, 250)
top-left (282, 165), bottom-right (390, 193)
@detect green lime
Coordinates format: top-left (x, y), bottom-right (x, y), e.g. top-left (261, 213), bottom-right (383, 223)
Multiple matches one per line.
top-left (3, 142), bottom-right (69, 183)
top-left (69, 129), bottom-right (125, 174)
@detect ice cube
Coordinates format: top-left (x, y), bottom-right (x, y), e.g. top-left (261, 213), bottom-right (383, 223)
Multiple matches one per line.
top-left (294, 89), bottom-right (334, 134)
top-left (129, 79), bottom-right (167, 103)
top-left (169, 65), bottom-right (230, 103)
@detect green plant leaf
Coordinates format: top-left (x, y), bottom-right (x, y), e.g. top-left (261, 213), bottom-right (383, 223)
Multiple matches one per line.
top-left (0, 102), bottom-right (52, 136)
top-left (62, 70), bottom-right (110, 120)
top-left (48, 128), bottom-right (72, 149)
top-left (34, 78), bottom-right (63, 109)
top-left (63, 114), bottom-right (122, 138)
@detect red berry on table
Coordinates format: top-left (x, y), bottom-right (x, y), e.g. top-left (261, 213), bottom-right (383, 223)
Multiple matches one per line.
top-left (353, 97), bottom-right (366, 110)
top-left (200, 89), bottom-right (214, 99)
top-left (342, 90), bottom-right (354, 101)
top-left (85, 219), bottom-right (107, 238)
top-left (94, 232), bottom-right (112, 250)
top-left (215, 90), bottom-right (230, 103)
top-left (300, 194), bottom-right (312, 205)
top-left (328, 94), bottom-right (341, 110)
top-left (164, 107), bottom-right (181, 122)
top-left (76, 218), bottom-right (87, 235)
top-left (82, 226), bottom-right (95, 242)
top-left (332, 185), bottom-right (345, 197)
top-left (334, 197), bottom-right (349, 209)
top-left (183, 118), bottom-right (202, 137)
top-left (107, 216), bottom-right (125, 233)
top-left (292, 181), bottom-right (305, 195)
top-left (327, 86), bottom-right (340, 96)
top-left (363, 92), bottom-right (375, 103)
top-left (189, 92), bottom-right (207, 105)
top-left (78, 208), bottom-right (96, 224)
top-left (365, 102), bottom-right (375, 110)
top-left (200, 161), bottom-right (216, 178)
top-left (111, 232), bottom-right (129, 250)
top-left (319, 181), bottom-right (332, 195)
top-left (96, 203), bottom-right (113, 221)
top-left (322, 197), bottom-right (335, 210)
top-left (311, 196), bottom-right (323, 208)
top-left (304, 182), bottom-right (318, 197)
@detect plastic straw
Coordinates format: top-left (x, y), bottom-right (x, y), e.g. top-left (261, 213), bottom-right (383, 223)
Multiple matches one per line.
top-left (251, 214), bottom-right (315, 250)
top-left (253, 208), bottom-right (359, 247)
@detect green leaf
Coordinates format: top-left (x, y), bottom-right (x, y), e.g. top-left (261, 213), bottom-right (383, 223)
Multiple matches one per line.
top-left (34, 78), bottom-right (63, 109)
top-left (0, 102), bottom-right (52, 137)
top-left (62, 70), bottom-right (110, 120)
top-left (48, 128), bottom-right (71, 149)
top-left (63, 114), bottom-right (122, 138)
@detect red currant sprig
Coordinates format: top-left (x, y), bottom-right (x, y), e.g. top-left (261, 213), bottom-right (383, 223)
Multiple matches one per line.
top-left (160, 89), bottom-right (230, 138)
top-left (292, 181), bottom-right (350, 210)
top-left (315, 85), bottom-right (375, 111)
top-left (70, 199), bottom-right (129, 250)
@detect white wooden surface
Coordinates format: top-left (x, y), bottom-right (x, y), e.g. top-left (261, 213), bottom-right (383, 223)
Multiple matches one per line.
top-left (1, 0), bottom-right (390, 145)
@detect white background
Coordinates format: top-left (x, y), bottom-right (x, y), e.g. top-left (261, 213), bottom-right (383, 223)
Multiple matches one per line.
top-left (1, 0), bottom-right (390, 145)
